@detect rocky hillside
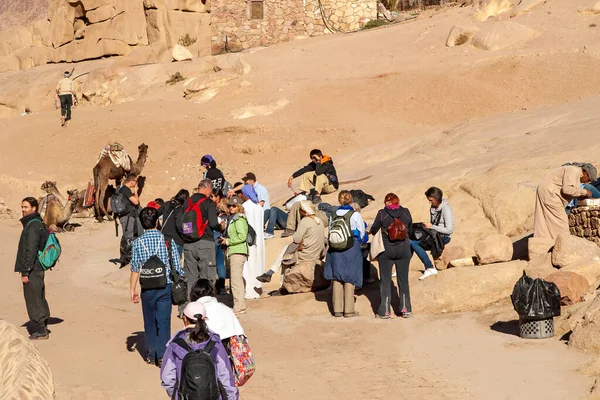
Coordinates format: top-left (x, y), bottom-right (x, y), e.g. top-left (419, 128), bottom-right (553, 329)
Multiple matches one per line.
top-left (0, 0), bottom-right (48, 31)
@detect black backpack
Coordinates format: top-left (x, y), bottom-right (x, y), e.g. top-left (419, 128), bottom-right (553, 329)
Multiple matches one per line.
top-left (349, 190), bottom-right (375, 209)
top-left (173, 338), bottom-right (224, 400)
top-left (138, 241), bottom-right (168, 290)
top-left (111, 187), bottom-right (129, 217)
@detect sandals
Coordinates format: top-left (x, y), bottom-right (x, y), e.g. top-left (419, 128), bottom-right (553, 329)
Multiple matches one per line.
top-left (234, 309), bottom-right (247, 315)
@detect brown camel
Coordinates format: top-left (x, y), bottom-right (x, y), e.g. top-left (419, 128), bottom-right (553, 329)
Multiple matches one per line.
top-left (93, 143), bottom-right (148, 221)
top-left (40, 181), bottom-right (67, 203)
top-left (68, 185), bottom-right (115, 218)
top-left (43, 191), bottom-right (80, 231)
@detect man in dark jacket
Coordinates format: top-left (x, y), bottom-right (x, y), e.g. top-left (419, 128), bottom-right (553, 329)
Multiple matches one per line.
top-left (288, 149), bottom-right (339, 202)
top-left (182, 179), bottom-right (224, 306)
top-left (118, 173), bottom-right (142, 267)
top-left (15, 197), bottom-right (51, 340)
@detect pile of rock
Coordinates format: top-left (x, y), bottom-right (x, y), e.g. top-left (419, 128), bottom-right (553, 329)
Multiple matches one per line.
top-left (569, 206), bottom-right (600, 246)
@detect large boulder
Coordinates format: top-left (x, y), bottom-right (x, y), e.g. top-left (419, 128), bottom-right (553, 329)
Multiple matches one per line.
top-left (570, 295), bottom-right (600, 353)
top-left (524, 253), bottom-right (557, 279)
top-left (172, 44), bottom-right (193, 61)
top-left (545, 271), bottom-right (589, 305)
top-left (474, 234), bottom-right (513, 264)
top-left (282, 261), bottom-right (330, 293)
top-left (528, 237), bottom-right (554, 260)
top-left (446, 25), bottom-right (479, 47)
top-left (563, 258), bottom-right (600, 284)
top-left (552, 233), bottom-right (600, 269)
top-left (0, 320), bottom-right (54, 399)
top-left (435, 244), bottom-right (467, 270)
top-left (471, 21), bottom-right (537, 51)
top-left (413, 260), bottom-right (527, 313)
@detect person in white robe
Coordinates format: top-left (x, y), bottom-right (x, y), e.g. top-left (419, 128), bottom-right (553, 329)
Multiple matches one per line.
top-left (241, 185), bottom-right (265, 299)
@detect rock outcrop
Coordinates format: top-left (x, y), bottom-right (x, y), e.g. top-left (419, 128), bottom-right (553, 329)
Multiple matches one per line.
top-left (172, 44), bottom-right (193, 61)
top-left (474, 234), bottom-right (513, 264)
top-left (552, 232), bottom-right (600, 269)
top-left (0, 320), bottom-right (55, 399)
top-left (471, 21), bottom-right (537, 51)
top-left (545, 271), bottom-right (589, 305)
top-left (570, 295), bottom-right (600, 354)
top-left (524, 253), bottom-right (557, 279)
top-left (282, 260), bottom-right (330, 293)
top-left (434, 244), bottom-right (467, 270)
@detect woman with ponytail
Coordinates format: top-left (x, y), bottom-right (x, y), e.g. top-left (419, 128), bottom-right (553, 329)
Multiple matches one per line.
top-left (160, 302), bottom-right (239, 399)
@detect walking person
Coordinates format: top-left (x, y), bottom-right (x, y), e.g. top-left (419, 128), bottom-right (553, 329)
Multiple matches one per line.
top-left (158, 189), bottom-right (189, 258)
top-left (411, 187), bottom-right (454, 280)
top-left (130, 207), bottom-right (184, 367)
top-left (118, 173), bottom-right (142, 267)
top-left (160, 302), bottom-right (239, 400)
top-left (220, 196), bottom-right (249, 315)
top-left (15, 197), bottom-right (51, 340)
top-left (370, 193), bottom-right (413, 319)
top-left (56, 70), bottom-right (77, 126)
top-left (324, 191), bottom-right (365, 318)
top-left (182, 179), bottom-right (224, 309)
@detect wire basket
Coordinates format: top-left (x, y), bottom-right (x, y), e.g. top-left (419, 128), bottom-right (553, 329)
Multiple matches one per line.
top-left (519, 317), bottom-right (554, 339)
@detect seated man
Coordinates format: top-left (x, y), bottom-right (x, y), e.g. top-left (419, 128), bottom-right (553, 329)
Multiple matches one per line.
top-left (287, 149), bottom-right (339, 203)
top-left (257, 201), bottom-right (325, 292)
top-left (280, 200), bottom-right (328, 238)
top-left (264, 206), bottom-right (288, 239)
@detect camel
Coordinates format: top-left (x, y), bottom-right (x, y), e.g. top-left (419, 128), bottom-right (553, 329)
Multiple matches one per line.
top-left (93, 143), bottom-right (148, 222)
top-left (67, 185), bottom-right (115, 218)
top-left (40, 181), bottom-right (67, 203)
top-left (43, 190), bottom-right (80, 231)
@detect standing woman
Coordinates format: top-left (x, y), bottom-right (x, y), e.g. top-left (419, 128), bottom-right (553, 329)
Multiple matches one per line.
top-left (159, 189), bottom-right (189, 258)
top-left (221, 196), bottom-right (249, 315)
top-left (370, 193), bottom-right (413, 319)
top-left (212, 189), bottom-right (229, 295)
top-left (325, 190), bottom-right (365, 318)
top-left (201, 154), bottom-right (227, 195)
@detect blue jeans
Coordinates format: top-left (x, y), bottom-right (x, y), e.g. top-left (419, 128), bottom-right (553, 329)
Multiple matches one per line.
top-left (214, 231), bottom-right (226, 280)
top-left (140, 284), bottom-right (172, 361)
top-left (265, 207), bottom-right (288, 235)
top-left (411, 236), bottom-right (451, 270)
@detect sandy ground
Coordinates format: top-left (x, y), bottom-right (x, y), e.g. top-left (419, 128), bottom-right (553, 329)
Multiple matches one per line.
top-left (0, 221), bottom-right (593, 399)
top-left (2, 0), bottom-right (600, 398)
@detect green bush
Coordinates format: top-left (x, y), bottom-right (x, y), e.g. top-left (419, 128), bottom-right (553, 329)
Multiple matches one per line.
top-left (362, 19), bottom-right (390, 30)
top-left (178, 34), bottom-right (197, 47)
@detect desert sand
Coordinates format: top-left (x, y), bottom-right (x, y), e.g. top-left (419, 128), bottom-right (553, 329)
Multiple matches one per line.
top-left (2, 0), bottom-right (600, 398)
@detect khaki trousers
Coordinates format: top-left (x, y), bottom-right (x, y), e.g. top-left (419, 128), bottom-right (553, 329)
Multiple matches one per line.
top-left (229, 253), bottom-right (248, 312)
top-left (285, 201), bottom-right (329, 231)
top-left (299, 172), bottom-right (336, 195)
top-left (332, 280), bottom-right (355, 314)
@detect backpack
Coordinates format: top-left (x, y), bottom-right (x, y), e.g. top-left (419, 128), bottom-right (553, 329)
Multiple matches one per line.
top-left (228, 335), bottom-right (256, 387)
top-left (181, 198), bottom-right (209, 242)
top-left (138, 240), bottom-right (168, 290)
top-left (27, 220), bottom-right (61, 270)
top-left (385, 209), bottom-right (407, 241)
top-left (349, 190), bottom-right (375, 209)
top-left (173, 338), bottom-right (223, 400)
top-left (328, 210), bottom-right (355, 251)
top-left (247, 224), bottom-right (257, 247)
top-left (110, 188), bottom-right (129, 217)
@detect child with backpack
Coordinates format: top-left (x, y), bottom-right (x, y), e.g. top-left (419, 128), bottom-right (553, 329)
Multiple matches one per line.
top-left (160, 302), bottom-right (238, 400)
top-left (324, 191), bottom-right (365, 318)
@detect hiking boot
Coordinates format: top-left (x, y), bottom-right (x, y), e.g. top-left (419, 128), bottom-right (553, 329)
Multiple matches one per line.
top-left (280, 229), bottom-right (295, 238)
top-left (29, 331), bottom-right (49, 340)
top-left (264, 232), bottom-right (275, 239)
top-left (419, 268), bottom-right (438, 280)
top-left (60, 116), bottom-right (65, 127)
top-left (256, 272), bottom-right (272, 283)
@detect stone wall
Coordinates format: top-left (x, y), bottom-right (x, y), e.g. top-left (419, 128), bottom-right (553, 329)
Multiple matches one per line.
top-left (0, 320), bottom-right (54, 399)
top-left (210, 0), bottom-right (377, 53)
top-left (569, 207), bottom-right (600, 246)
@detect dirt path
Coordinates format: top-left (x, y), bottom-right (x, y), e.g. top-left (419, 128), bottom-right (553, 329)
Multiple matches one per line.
top-left (0, 221), bottom-right (592, 399)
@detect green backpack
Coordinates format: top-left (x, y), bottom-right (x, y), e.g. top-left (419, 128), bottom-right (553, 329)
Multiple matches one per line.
top-left (26, 220), bottom-right (62, 270)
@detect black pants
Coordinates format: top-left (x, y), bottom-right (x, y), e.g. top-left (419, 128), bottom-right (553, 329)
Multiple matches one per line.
top-left (378, 243), bottom-right (412, 316)
top-left (59, 94), bottom-right (73, 121)
top-left (23, 269), bottom-right (50, 334)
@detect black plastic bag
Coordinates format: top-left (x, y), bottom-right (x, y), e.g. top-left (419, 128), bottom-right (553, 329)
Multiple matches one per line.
top-left (511, 272), bottom-right (561, 320)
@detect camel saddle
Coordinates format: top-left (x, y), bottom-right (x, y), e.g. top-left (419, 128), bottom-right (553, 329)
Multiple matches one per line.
top-left (97, 143), bottom-right (131, 171)
top-left (83, 182), bottom-right (95, 208)
top-left (39, 194), bottom-right (61, 219)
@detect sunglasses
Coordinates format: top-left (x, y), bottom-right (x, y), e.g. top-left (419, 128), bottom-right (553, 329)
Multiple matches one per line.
top-left (228, 204), bottom-right (236, 208)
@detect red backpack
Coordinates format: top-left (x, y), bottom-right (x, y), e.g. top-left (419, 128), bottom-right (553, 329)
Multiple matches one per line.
top-left (181, 198), bottom-right (209, 242)
top-left (385, 209), bottom-right (407, 241)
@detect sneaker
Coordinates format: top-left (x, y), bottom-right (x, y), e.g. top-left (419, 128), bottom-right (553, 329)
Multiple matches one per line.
top-left (419, 268), bottom-right (438, 280)
top-left (156, 358), bottom-right (163, 368)
top-left (280, 229), bottom-right (295, 238)
top-left (376, 312), bottom-right (391, 319)
top-left (145, 358), bottom-right (154, 365)
top-left (29, 332), bottom-right (49, 340)
top-left (401, 312), bottom-right (413, 319)
top-left (264, 232), bottom-right (275, 239)
top-left (391, 271), bottom-right (397, 278)
top-left (256, 272), bottom-right (272, 283)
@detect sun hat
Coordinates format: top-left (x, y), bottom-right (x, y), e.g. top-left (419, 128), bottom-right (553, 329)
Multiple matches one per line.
top-left (227, 195), bottom-right (243, 206)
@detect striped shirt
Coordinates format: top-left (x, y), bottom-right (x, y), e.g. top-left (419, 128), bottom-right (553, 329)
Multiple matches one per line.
top-left (131, 230), bottom-right (183, 284)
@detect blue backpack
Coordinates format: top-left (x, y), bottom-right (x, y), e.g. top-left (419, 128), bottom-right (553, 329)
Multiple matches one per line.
top-left (26, 220), bottom-right (61, 270)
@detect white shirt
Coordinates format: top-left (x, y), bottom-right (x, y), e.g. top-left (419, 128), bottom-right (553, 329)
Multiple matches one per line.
top-left (195, 296), bottom-right (244, 339)
top-left (253, 182), bottom-right (270, 210)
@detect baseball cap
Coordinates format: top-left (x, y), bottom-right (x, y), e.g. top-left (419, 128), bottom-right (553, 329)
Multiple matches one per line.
top-left (146, 201), bottom-right (160, 210)
top-left (200, 154), bottom-right (214, 166)
top-left (242, 172), bottom-right (257, 182)
top-left (227, 195), bottom-right (243, 206)
top-left (183, 302), bottom-right (207, 321)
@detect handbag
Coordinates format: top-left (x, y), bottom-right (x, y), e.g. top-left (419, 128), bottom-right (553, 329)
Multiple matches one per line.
top-left (165, 238), bottom-right (187, 305)
top-left (228, 335), bottom-right (256, 387)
